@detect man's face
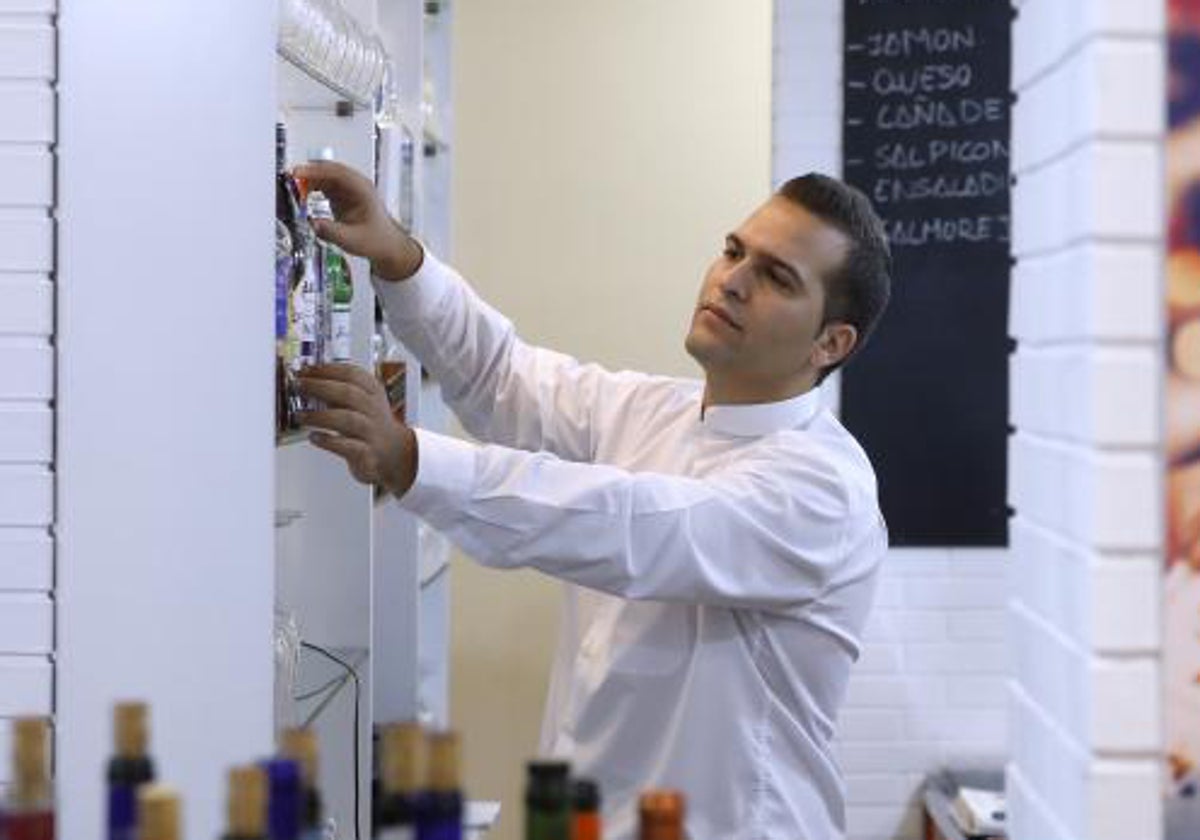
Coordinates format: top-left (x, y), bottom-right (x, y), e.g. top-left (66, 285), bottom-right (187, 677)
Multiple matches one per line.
top-left (685, 196), bottom-right (853, 403)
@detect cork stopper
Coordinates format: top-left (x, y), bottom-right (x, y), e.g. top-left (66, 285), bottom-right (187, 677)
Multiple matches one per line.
top-left (12, 716), bottom-right (51, 807)
top-left (425, 730), bottom-right (460, 793)
top-left (138, 784), bottom-right (182, 840)
top-left (114, 701), bottom-right (150, 759)
top-left (226, 765), bottom-right (267, 837)
top-left (638, 789), bottom-right (685, 840)
top-left (382, 722), bottom-right (423, 794)
top-left (280, 727), bottom-right (319, 787)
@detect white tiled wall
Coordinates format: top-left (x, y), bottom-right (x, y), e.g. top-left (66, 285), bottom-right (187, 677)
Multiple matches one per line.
top-left (1008, 0), bottom-right (1165, 839)
top-left (775, 3), bottom-right (1010, 839)
top-left (0, 1), bottom-right (56, 787)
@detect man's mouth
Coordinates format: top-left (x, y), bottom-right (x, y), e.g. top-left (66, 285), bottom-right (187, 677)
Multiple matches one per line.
top-left (699, 303), bottom-right (742, 331)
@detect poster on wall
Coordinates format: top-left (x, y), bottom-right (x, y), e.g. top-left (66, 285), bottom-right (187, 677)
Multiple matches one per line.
top-left (841, 0), bottom-right (1011, 546)
top-left (1167, 1), bottom-right (1200, 835)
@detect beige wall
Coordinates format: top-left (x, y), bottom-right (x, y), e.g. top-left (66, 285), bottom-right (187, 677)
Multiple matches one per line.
top-left (448, 2), bottom-right (771, 837)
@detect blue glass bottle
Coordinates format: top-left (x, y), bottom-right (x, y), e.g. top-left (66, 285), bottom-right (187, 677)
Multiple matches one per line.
top-left (262, 759), bottom-right (302, 840)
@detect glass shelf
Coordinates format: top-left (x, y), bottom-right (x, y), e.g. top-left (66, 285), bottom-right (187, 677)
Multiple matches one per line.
top-left (293, 645), bottom-right (368, 728)
top-left (278, 45), bottom-right (372, 109)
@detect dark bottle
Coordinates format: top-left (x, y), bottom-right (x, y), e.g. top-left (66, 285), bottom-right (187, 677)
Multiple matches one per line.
top-left (275, 120), bottom-right (306, 430)
top-left (222, 765), bottom-right (268, 840)
top-left (6, 718), bottom-right (54, 840)
top-left (262, 758), bottom-right (303, 840)
top-left (414, 731), bottom-right (462, 840)
top-left (376, 722), bottom-right (422, 840)
top-left (523, 761), bottom-right (570, 840)
top-left (638, 790), bottom-right (685, 840)
top-left (137, 785), bottom-right (181, 840)
top-left (107, 702), bottom-right (155, 840)
top-left (279, 728), bottom-right (323, 840)
top-left (570, 779), bottom-right (601, 840)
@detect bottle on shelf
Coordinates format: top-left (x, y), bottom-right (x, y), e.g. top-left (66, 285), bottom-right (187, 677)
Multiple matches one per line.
top-left (222, 765), bottom-right (268, 840)
top-left (304, 177), bottom-right (353, 365)
top-left (523, 761), bottom-right (570, 840)
top-left (414, 731), bottom-right (462, 840)
top-left (279, 728), bottom-right (324, 840)
top-left (107, 702), bottom-right (156, 840)
top-left (376, 722), bottom-right (422, 839)
top-left (5, 717), bottom-right (54, 840)
top-left (637, 790), bottom-right (685, 840)
top-left (137, 785), bottom-right (181, 840)
top-left (275, 119), bottom-right (307, 433)
top-left (570, 779), bottom-right (601, 840)
top-left (262, 758), bottom-right (303, 840)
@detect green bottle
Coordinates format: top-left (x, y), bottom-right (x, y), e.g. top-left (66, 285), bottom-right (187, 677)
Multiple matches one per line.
top-left (524, 761), bottom-right (570, 840)
top-left (327, 246), bottom-right (353, 362)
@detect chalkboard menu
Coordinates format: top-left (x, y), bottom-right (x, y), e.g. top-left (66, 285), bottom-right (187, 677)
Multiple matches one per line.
top-left (841, 0), bottom-right (1012, 546)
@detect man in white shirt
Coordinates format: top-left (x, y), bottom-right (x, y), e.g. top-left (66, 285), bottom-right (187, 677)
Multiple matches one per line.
top-left (295, 161), bottom-right (891, 840)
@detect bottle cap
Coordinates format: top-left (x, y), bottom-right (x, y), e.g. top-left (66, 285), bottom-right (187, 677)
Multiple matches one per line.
top-left (638, 789), bottom-right (685, 823)
top-left (115, 701), bottom-right (150, 759)
top-left (227, 765), bottom-right (267, 837)
top-left (426, 730), bottom-right (460, 793)
top-left (382, 721), bottom-right (423, 795)
top-left (572, 778), bottom-right (601, 812)
top-left (138, 784), bottom-right (182, 840)
top-left (12, 716), bottom-right (50, 806)
top-left (307, 191), bottom-right (334, 221)
top-left (525, 759), bottom-right (570, 810)
top-left (280, 727), bottom-right (319, 787)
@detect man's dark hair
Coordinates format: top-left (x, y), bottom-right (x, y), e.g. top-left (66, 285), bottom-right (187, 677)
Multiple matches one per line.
top-left (776, 173), bottom-right (891, 383)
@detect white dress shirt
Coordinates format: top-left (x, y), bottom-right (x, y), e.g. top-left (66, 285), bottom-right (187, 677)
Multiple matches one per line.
top-left (375, 252), bottom-right (888, 840)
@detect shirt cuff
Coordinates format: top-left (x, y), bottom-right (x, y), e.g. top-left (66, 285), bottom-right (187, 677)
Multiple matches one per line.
top-left (371, 246), bottom-right (455, 323)
top-left (398, 428), bottom-right (476, 519)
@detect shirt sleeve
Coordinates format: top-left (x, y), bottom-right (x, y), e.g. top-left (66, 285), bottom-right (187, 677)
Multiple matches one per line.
top-left (399, 428), bottom-right (880, 611)
top-left (373, 251), bottom-right (643, 463)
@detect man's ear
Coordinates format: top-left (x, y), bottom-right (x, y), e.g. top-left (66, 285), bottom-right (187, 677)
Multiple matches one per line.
top-left (812, 322), bottom-right (858, 371)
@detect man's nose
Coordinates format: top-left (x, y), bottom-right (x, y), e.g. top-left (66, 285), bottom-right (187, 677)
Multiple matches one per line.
top-left (719, 262), bottom-right (752, 300)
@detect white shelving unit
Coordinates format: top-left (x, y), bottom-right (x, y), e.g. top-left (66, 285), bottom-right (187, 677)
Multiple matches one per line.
top-left (55, 2), bottom-right (453, 838)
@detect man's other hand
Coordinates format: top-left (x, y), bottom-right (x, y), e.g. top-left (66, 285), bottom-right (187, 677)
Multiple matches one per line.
top-left (295, 363), bottom-right (418, 496)
top-left (292, 160), bottom-right (424, 281)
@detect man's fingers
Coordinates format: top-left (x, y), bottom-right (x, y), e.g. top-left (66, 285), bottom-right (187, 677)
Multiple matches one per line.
top-left (298, 364), bottom-right (376, 398)
top-left (297, 408), bottom-right (370, 439)
top-left (309, 431), bottom-right (370, 468)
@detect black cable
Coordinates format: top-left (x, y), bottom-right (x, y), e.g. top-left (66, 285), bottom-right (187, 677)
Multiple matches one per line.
top-left (294, 672), bottom-right (345, 703)
top-left (300, 640), bottom-right (362, 840)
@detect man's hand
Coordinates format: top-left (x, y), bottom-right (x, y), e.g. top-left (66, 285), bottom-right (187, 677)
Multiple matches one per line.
top-left (296, 364), bottom-right (418, 496)
top-left (292, 160), bottom-right (424, 282)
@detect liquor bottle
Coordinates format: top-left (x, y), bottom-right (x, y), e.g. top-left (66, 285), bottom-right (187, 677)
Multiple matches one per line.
top-left (262, 759), bottom-right (302, 840)
top-left (523, 762), bottom-right (569, 840)
top-left (137, 785), bottom-right (181, 840)
top-left (5, 718), bottom-right (53, 840)
top-left (637, 790), bottom-right (685, 840)
top-left (376, 722), bottom-right (422, 840)
top-left (107, 702), bottom-right (156, 840)
top-left (570, 779), bottom-right (601, 840)
top-left (414, 732), bottom-right (462, 840)
top-left (275, 120), bottom-right (306, 428)
top-left (326, 244), bottom-right (353, 363)
top-left (279, 729), bottom-right (323, 840)
top-left (222, 765), bottom-right (268, 840)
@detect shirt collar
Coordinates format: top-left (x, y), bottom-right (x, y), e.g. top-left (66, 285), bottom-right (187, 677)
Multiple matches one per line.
top-left (699, 388), bottom-right (823, 437)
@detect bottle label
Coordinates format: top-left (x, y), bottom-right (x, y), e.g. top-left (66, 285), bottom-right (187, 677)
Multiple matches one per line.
top-left (332, 306), bottom-right (352, 361)
top-left (379, 827), bottom-right (415, 840)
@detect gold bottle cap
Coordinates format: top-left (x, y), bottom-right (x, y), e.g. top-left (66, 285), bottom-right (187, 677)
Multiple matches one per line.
top-left (280, 727), bottom-right (319, 787)
top-left (115, 701), bottom-right (150, 759)
top-left (138, 784), bottom-right (182, 840)
top-left (12, 717), bottom-right (50, 807)
top-left (425, 730), bottom-right (460, 793)
top-left (226, 765), bottom-right (267, 837)
top-left (382, 722), bottom-right (423, 794)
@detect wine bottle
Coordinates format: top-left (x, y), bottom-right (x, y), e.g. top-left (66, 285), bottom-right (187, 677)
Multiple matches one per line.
top-left (6, 718), bottom-right (53, 840)
top-left (222, 765), bottom-right (268, 840)
top-left (414, 732), bottom-right (462, 840)
top-left (376, 722), bottom-right (422, 840)
top-left (107, 702), bottom-right (156, 840)
top-left (523, 762), bottom-right (569, 840)
top-left (262, 759), bottom-right (302, 840)
top-left (279, 729), bottom-right (323, 840)
top-left (137, 785), bottom-right (181, 840)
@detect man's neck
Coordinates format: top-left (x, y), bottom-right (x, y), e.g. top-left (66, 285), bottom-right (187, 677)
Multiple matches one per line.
top-left (702, 374), bottom-right (818, 409)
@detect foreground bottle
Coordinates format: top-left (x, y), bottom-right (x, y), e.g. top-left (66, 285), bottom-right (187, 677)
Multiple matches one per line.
top-left (279, 728), bottom-right (324, 840)
top-left (638, 790), bottom-right (685, 840)
top-left (376, 722), bottom-right (422, 839)
top-left (108, 702), bottom-right (156, 840)
top-left (262, 758), bottom-right (303, 840)
top-left (137, 785), bottom-right (181, 840)
top-left (570, 779), bottom-right (601, 840)
top-left (414, 732), bottom-right (462, 840)
top-left (5, 718), bottom-right (54, 840)
top-left (222, 765), bottom-right (268, 840)
top-left (523, 761), bottom-right (569, 840)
